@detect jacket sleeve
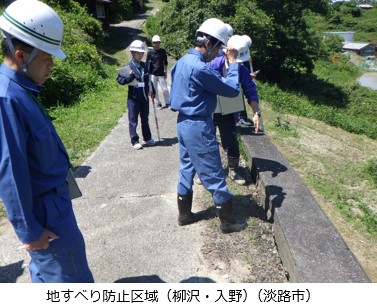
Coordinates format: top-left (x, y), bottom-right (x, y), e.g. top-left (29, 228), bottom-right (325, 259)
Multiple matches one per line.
top-left (0, 97), bottom-right (44, 243)
top-left (195, 63), bottom-right (240, 98)
top-left (239, 64), bottom-right (259, 103)
top-left (116, 73), bottom-right (136, 85)
top-left (116, 63), bottom-right (136, 85)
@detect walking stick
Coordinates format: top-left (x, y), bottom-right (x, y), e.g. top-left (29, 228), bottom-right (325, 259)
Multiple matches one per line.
top-left (151, 96), bottom-right (161, 142)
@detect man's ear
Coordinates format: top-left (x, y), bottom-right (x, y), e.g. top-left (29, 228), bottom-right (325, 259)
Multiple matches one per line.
top-left (14, 49), bottom-right (25, 63)
top-left (14, 49), bottom-right (29, 73)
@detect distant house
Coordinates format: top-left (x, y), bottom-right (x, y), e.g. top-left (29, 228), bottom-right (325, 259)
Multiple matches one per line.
top-left (342, 42), bottom-right (375, 56)
top-left (77, 0), bottom-right (112, 30)
top-left (357, 4), bottom-right (373, 9)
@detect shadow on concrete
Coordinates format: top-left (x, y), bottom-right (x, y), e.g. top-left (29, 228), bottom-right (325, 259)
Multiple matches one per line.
top-left (114, 274), bottom-right (216, 283)
top-left (252, 157), bottom-right (287, 178)
top-left (0, 260), bottom-right (25, 283)
top-left (265, 185), bottom-right (286, 222)
top-left (158, 137), bottom-right (178, 147)
top-left (74, 165), bottom-right (92, 178)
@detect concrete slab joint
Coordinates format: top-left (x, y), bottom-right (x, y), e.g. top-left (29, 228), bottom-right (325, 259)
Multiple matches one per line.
top-left (241, 131), bottom-right (371, 283)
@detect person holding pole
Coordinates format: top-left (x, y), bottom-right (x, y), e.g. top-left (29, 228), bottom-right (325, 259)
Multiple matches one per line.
top-left (116, 40), bottom-right (157, 149)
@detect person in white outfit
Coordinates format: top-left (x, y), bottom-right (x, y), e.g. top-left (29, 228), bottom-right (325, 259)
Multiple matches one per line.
top-left (147, 35), bottom-right (170, 109)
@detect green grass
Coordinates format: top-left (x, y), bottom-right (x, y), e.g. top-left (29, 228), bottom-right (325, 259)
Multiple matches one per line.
top-left (258, 56), bottom-right (377, 140)
top-left (49, 74), bottom-right (127, 167)
top-left (260, 103), bottom-right (377, 240)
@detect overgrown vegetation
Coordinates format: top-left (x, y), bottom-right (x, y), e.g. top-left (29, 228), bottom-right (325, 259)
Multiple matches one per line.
top-left (146, 0), bottom-right (377, 140)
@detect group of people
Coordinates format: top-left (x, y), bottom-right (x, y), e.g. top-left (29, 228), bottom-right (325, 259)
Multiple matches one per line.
top-left (0, 0), bottom-right (261, 283)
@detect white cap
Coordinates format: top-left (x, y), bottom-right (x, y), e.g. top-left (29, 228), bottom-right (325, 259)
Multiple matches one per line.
top-left (227, 35), bottom-right (252, 62)
top-left (152, 35), bottom-right (161, 42)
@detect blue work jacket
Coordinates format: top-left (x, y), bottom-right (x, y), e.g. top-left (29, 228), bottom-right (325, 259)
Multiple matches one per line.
top-left (0, 64), bottom-right (70, 243)
top-left (207, 55), bottom-right (259, 103)
top-left (116, 60), bottom-right (155, 101)
top-left (169, 48), bottom-right (240, 116)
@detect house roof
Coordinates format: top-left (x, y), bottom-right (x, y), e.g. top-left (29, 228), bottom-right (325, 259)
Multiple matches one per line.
top-left (343, 42), bottom-right (371, 50)
top-left (357, 4), bottom-right (373, 9)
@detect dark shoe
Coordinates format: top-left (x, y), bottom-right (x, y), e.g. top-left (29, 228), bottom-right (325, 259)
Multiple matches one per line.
top-left (215, 201), bottom-right (247, 233)
top-left (177, 192), bottom-right (202, 226)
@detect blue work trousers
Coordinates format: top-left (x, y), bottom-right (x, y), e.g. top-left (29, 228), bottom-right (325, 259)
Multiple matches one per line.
top-left (28, 182), bottom-right (93, 283)
top-left (213, 113), bottom-right (240, 158)
top-left (127, 97), bottom-right (152, 145)
top-left (177, 114), bottom-right (232, 204)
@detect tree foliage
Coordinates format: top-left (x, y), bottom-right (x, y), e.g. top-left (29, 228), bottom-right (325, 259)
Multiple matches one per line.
top-left (146, 0), bottom-right (330, 81)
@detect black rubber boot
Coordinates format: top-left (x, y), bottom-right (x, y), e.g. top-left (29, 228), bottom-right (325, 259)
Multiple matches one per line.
top-left (215, 201), bottom-right (247, 233)
top-left (177, 192), bottom-right (201, 226)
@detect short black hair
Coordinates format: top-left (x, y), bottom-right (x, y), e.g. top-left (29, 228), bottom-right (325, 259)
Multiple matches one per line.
top-left (1, 37), bottom-right (34, 57)
top-left (195, 33), bottom-right (220, 48)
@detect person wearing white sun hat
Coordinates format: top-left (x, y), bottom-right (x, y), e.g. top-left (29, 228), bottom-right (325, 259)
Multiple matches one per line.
top-left (208, 34), bottom-right (261, 187)
top-left (117, 39), bottom-right (156, 149)
top-left (0, 0), bottom-right (93, 283)
top-left (147, 35), bottom-right (170, 109)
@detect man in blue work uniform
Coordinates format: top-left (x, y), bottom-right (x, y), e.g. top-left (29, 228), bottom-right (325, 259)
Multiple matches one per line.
top-left (170, 18), bottom-right (247, 234)
top-left (0, 0), bottom-right (93, 282)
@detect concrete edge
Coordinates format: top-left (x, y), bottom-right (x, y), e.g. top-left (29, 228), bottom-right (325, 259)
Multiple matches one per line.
top-left (240, 130), bottom-right (371, 283)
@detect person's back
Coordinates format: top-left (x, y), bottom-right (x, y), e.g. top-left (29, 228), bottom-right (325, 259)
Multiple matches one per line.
top-left (170, 49), bottom-right (239, 117)
top-left (169, 18), bottom-right (247, 234)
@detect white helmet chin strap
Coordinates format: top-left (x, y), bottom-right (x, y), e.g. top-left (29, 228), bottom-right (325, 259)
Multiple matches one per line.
top-left (4, 31), bottom-right (38, 74)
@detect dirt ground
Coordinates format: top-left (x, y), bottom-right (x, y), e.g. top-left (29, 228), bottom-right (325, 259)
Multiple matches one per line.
top-left (192, 148), bottom-right (288, 283)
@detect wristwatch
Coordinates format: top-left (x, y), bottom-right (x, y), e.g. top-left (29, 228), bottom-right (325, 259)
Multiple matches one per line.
top-left (254, 110), bottom-right (261, 117)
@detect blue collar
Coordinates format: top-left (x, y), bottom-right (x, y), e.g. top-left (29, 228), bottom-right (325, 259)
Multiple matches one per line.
top-left (0, 64), bottom-right (41, 93)
top-left (188, 48), bottom-right (206, 62)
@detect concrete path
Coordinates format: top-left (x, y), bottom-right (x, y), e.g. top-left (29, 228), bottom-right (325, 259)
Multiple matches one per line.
top-left (0, 5), bottom-right (215, 282)
top-left (0, 64), bottom-right (214, 284)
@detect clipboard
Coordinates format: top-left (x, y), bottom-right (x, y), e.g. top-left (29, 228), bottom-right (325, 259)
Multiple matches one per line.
top-left (116, 65), bottom-right (132, 77)
top-left (116, 65), bottom-right (137, 86)
top-left (216, 92), bottom-right (245, 115)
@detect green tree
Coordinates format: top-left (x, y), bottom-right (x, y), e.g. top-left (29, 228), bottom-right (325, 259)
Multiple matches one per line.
top-left (146, 0), bottom-right (330, 81)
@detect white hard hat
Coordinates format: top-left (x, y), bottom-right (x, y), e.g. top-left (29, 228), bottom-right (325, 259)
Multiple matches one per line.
top-left (197, 18), bottom-right (229, 45)
top-left (227, 35), bottom-right (252, 62)
top-left (152, 35), bottom-right (161, 42)
top-left (225, 24), bottom-right (233, 39)
top-left (0, 0), bottom-right (66, 59)
top-left (129, 40), bottom-right (145, 52)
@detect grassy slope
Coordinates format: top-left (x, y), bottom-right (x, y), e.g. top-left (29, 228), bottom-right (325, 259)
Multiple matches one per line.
top-left (255, 100), bottom-right (377, 281)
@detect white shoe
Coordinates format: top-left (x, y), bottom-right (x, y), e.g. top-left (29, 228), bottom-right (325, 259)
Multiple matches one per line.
top-left (194, 176), bottom-right (202, 185)
top-left (133, 143), bottom-right (143, 150)
top-left (239, 118), bottom-right (252, 126)
top-left (229, 169), bottom-right (246, 185)
top-left (142, 139), bottom-right (156, 146)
